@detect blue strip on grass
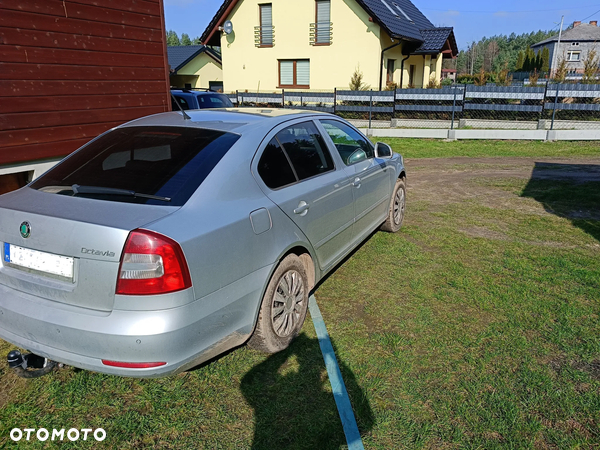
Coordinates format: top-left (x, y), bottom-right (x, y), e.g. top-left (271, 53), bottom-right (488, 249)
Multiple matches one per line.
top-left (308, 295), bottom-right (364, 450)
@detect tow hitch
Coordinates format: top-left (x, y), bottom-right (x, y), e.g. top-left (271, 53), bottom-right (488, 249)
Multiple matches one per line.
top-left (7, 350), bottom-right (57, 378)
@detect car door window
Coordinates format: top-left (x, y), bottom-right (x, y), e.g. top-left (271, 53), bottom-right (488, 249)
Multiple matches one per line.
top-left (319, 120), bottom-right (374, 165)
top-left (257, 138), bottom-right (297, 189)
top-left (275, 121), bottom-right (334, 180)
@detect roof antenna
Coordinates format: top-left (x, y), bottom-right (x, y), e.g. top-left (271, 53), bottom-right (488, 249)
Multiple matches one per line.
top-left (170, 92), bottom-right (192, 120)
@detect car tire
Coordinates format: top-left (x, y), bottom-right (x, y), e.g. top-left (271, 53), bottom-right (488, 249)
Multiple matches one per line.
top-left (248, 254), bottom-right (309, 353)
top-left (380, 178), bottom-right (406, 233)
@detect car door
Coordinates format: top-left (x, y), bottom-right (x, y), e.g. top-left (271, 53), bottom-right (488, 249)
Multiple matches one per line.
top-left (318, 119), bottom-right (393, 242)
top-left (253, 120), bottom-right (355, 270)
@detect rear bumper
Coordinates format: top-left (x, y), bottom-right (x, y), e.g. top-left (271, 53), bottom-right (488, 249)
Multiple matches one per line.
top-left (0, 265), bottom-right (271, 377)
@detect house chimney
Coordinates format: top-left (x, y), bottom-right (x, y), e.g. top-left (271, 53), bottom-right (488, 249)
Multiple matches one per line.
top-left (590, 20), bottom-right (598, 26)
top-left (574, 21), bottom-right (581, 27)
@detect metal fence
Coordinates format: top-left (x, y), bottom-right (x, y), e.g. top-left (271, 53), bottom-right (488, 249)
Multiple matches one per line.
top-left (225, 83), bottom-right (600, 130)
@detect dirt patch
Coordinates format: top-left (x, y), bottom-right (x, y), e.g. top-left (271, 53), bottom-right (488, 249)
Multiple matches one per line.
top-left (406, 156), bottom-right (600, 219)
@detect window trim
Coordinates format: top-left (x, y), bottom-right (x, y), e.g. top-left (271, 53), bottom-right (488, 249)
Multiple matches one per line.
top-left (259, 3), bottom-right (273, 48)
top-left (314, 0), bottom-right (331, 46)
top-left (278, 60), bottom-right (310, 89)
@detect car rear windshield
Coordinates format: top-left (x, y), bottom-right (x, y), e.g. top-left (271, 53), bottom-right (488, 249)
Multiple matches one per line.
top-left (197, 94), bottom-right (233, 109)
top-left (30, 126), bottom-right (240, 206)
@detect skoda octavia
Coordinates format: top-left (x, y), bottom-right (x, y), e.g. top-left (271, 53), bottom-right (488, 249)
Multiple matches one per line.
top-left (0, 108), bottom-right (406, 377)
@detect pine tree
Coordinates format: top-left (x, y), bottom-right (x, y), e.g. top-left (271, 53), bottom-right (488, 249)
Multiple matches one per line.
top-left (166, 30), bottom-right (180, 46)
top-left (537, 50), bottom-right (544, 70)
top-left (541, 47), bottom-right (550, 73)
top-left (180, 33), bottom-right (192, 46)
top-left (516, 51), bottom-right (525, 71)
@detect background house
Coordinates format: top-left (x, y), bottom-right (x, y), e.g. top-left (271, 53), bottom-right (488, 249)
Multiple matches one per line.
top-left (0, 0), bottom-right (171, 194)
top-left (168, 45), bottom-right (224, 91)
top-left (532, 21), bottom-right (600, 75)
top-left (200, 0), bottom-right (457, 91)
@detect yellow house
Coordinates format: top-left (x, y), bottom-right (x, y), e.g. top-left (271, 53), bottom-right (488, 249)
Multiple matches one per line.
top-left (200, 0), bottom-right (457, 91)
top-left (168, 45), bottom-right (224, 91)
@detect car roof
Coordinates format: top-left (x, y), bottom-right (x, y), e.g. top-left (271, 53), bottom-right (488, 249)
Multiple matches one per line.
top-left (121, 108), bottom-right (330, 134)
top-left (170, 89), bottom-right (226, 97)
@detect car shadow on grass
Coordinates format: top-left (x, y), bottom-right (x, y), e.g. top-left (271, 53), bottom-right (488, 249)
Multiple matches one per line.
top-left (240, 333), bottom-right (374, 450)
top-left (521, 162), bottom-right (600, 242)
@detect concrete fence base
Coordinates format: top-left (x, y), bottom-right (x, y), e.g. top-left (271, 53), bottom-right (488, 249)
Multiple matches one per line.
top-left (361, 128), bottom-right (600, 141)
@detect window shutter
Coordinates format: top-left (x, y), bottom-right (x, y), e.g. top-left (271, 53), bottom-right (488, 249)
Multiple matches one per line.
top-left (316, 0), bottom-right (330, 44)
top-left (280, 61), bottom-right (294, 85)
top-left (296, 60), bottom-right (310, 86)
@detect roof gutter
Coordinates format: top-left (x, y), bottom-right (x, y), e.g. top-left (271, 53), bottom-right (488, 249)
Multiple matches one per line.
top-left (399, 54), bottom-right (411, 89)
top-left (379, 41), bottom-right (401, 90)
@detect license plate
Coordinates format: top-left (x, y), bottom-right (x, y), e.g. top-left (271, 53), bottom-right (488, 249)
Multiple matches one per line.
top-left (3, 243), bottom-right (74, 279)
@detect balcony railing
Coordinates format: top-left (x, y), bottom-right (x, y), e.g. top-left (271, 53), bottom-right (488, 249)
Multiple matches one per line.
top-left (309, 22), bottom-right (333, 45)
top-left (254, 26), bottom-right (275, 47)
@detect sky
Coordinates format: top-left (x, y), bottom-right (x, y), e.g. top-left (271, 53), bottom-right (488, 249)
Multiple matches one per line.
top-left (163, 0), bottom-right (600, 50)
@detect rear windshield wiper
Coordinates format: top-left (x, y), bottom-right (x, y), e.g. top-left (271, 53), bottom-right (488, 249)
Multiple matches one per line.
top-left (71, 184), bottom-right (171, 202)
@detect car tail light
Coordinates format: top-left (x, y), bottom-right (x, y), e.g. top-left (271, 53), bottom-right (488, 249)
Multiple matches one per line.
top-left (116, 229), bottom-right (192, 295)
top-left (102, 360), bottom-right (166, 369)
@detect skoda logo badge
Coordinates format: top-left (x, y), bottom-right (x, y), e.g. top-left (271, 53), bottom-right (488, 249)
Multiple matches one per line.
top-left (20, 222), bottom-right (31, 238)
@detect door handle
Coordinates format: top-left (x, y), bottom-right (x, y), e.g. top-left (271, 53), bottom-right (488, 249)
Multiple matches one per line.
top-left (294, 201), bottom-right (310, 216)
top-left (352, 177), bottom-right (361, 188)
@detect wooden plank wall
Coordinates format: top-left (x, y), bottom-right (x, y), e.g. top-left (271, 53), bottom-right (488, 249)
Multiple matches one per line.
top-left (0, 0), bottom-right (171, 166)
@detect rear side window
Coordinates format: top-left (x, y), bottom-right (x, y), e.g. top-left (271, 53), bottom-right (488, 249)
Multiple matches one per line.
top-left (172, 95), bottom-right (190, 110)
top-left (257, 138), bottom-right (296, 189)
top-left (30, 126), bottom-right (240, 206)
top-left (257, 121), bottom-right (334, 190)
top-left (197, 94), bottom-right (233, 108)
top-left (275, 122), bottom-right (334, 180)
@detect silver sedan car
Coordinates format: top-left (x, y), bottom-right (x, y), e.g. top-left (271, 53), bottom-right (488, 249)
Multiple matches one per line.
top-left (0, 108), bottom-right (406, 378)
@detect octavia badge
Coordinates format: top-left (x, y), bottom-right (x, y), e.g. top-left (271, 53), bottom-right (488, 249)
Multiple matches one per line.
top-left (20, 222), bottom-right (31, 238)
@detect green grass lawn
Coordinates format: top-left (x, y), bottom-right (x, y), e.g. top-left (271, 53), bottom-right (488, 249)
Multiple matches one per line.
top-left (0, 141), bottom-right (599, 449)
top-left (375, 138), bottom-right (600, 159)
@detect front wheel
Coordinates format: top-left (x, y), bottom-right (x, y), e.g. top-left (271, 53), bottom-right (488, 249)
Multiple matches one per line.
top-left (248, 254), bottom-right (309, 353)
top-left (380, 178), bottom-right (406, 233)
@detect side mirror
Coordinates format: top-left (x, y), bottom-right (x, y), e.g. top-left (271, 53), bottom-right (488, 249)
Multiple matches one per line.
top-left (347, 149), bottom-right (368, 165)
top-left (375, 142), bottom-right (393, 159)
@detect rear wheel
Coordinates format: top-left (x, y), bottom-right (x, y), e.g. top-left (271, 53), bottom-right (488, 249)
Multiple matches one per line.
top-left (248, 254), bottom-right (309, 353)
top-left (381, 178), bottom-right (406, 233)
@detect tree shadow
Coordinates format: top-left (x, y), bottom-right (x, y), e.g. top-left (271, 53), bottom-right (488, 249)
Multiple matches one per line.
top-left (521, 162), bottom-right (600, 242)
top-left (241, 333), bottom-right (374, 450)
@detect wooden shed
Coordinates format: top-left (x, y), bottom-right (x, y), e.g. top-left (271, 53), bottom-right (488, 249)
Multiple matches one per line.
top-left (0, 0), bottom-right (171, 194)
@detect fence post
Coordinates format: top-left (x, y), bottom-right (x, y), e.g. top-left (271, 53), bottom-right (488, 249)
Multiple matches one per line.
top-left (540, 82), bottom-right (548, 125)
top-left (333, 88), bottom-right (337, 114)
top-left (369, 89), bottom-right (373, 129)
top-left (451, 83), bottom-right (458, 130)
top-left (236, 90), bottom-right (239, 107)
top-left (282, 89), bottom-right (285, 108)
top-left (551, 83), bottom-right (559, 130)
top-left (390, 88), bottom-right (395, 124)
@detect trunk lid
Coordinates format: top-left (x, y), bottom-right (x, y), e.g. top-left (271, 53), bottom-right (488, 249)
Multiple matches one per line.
top-left (0, 188), bottom-right (179, 311)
